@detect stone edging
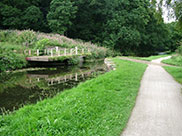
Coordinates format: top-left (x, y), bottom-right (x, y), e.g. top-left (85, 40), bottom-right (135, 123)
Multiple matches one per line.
top-left (104, 58), bottom-right (116, 71)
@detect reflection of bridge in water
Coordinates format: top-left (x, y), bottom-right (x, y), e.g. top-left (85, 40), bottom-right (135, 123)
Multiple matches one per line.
top-left (0, 61), bottom-right (109, 114)
top-left (27, 67), bottom-right (107, 86)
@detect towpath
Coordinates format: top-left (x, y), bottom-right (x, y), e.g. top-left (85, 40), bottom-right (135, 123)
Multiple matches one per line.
top-left (121, 56), bottom-right (182, 136)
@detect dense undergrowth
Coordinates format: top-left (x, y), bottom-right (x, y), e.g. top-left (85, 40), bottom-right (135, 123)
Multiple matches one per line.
top-left (0, 58), bottom-right (147, 136)
top-left (0, 30), bottom-right (115, 72)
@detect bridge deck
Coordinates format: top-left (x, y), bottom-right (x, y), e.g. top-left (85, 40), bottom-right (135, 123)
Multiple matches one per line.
top-left (26, 56), bottom-right (51, 62)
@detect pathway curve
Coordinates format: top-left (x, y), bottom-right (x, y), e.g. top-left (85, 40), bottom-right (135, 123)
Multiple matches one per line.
top-left (119, 56), bottom-right (180, 67)
top-left (121, 56), bottom-right (182, 136)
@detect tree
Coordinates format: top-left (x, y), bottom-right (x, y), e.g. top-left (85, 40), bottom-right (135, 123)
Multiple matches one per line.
top-left (67, 0), bottom-right (169, 56)
top-left (153, 0), bottom-right (182, 25)
top-left (166, 22), bottom-right (182, 52)
top-left (68, 0), bottom-right (111, 41)
top-left (102, 0), bottom-right (151, 55)
top-left (22, 6), bottom-right (44, 31)
top-left (0, 3), bottom-right (21, 29)
top-left (47, 0), bottom-right (77, 35)
top-left (0, 0), bottom-right (51, 31)
top-left (173, 1), bottom-right (182, 26)
top-left (102, 0), bottom-right (169, 56)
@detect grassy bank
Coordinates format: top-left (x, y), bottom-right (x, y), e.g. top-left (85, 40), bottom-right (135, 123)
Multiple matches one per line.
top-left (0, 58), bottom-right (147, 136)
top-left (164, 66), bottom-right (182, 84)
top-left (162, 55), bottom-right (182, 66)
top-left (0, 42), bottom-right (28, 72)
top-left (129, 54), bottom-right (169, 61)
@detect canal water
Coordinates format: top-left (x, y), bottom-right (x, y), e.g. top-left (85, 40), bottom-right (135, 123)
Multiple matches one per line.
top-left (0, 61), bottom-right (109, 114)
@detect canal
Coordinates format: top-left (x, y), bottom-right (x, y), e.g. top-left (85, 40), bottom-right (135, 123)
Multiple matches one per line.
top-left (0, 61), bottom-right (109, 114)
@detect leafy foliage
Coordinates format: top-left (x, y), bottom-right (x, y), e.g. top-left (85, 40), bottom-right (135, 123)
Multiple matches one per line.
top-left (0, 43), bottom-right (27, 72)
top-left (16, 30), bottom-right (38, 47)
top-left (0, 0), bottom-right (181, 56)
top-left (0, 0), bottom-right (51, 31)
top-left (177, 44), bottom-right (182, 55)
top-left (68, 0), bottom-right (171, 56)
top-left (47, 0), bottom-right (77, 34)
top-left (22, 6), bottom-right (44, 31)
top-left (165, 22), bottom-right (182, 52)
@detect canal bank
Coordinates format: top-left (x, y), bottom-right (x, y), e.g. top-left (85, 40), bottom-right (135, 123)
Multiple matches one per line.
top-left (0, 58), bottom-right (147, 136)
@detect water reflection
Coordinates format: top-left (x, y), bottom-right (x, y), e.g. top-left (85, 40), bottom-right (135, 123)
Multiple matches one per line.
top-left (0, 62), bottom-right (109, 114)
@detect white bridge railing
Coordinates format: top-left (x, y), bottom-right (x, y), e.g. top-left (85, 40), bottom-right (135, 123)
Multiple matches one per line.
top-left (24, 47), bottom-right (91, 57)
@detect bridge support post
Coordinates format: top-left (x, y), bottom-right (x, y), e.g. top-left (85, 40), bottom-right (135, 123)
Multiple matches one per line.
top-left (29, 50), bottom-right (31, 56)
top-left (56, 47), bottom-right (59, 56)
top-left (37, 49), bottom-right (39, 56)
top-left (75, 47), bottom-right (78, 55)
top-left (64, 49), bottom-right (67, 56)
top-left (44, 49), bottom-right (47, 55)
top-left (82, 49), bottom-right (84, 54)
top-left (75, 73), bottom-right (78, 81)
top-left (58, 50), bottom-right (60, 56)
top-left (51, 49), bottom-right (53, 57)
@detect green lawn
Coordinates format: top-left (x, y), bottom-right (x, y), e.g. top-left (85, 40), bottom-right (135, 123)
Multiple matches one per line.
top-left (0, 58), bottom-right (147, 136)
top-left (129, 54), bottom-right (169, 61)
top-left (162, 55), bottom-right (182, 66)
top-left (164, 66), bottom-right (182, 84)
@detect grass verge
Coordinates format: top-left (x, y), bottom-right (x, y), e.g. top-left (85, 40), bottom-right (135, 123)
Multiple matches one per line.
top-left (0, 58), bottom-right (147, 136)
top-left (164, 66), bottom-right (182, 84)
top-left (162, 55), bottom-right (182, 66)
top-left (129, 54), bottom-right (169, 61)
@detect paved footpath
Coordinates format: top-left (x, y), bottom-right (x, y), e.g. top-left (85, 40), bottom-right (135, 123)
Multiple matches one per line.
top-left (121, 56), bottom-right (182, 136)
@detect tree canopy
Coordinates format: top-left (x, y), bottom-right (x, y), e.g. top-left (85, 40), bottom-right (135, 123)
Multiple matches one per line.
top-left (0, 0), bottom-right (181, 56)
top-left (47, 0), bottom-right (77, 35)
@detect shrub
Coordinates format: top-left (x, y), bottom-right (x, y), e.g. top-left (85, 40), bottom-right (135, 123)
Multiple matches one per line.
top-left (0, 43), bottom-right (27, 72)
top-left (34, 38), bottom-right (50, 50)
top-left (176, 42), bottom-right (182, 55)
top-left (0, 51), bottom-right (27, 72)
top-left (0, 30), bottom-right (17, 43)
top-left (34, 38), bottom-right (70, 50)
top-left (16, 30), bottom-right (38, 47)
top-left (0, 42), bottom-right (27, 53)
top-left (68, 56), bottom-right (81, 65)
